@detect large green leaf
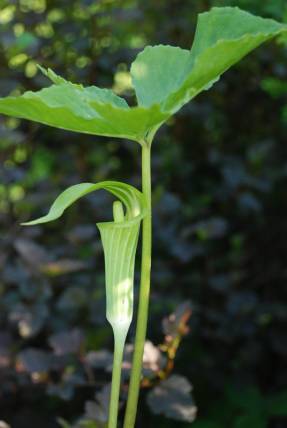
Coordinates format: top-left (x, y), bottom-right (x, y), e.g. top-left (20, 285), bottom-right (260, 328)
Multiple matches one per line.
top-left (131, 7), bottom-right (287, 113)
top-left (0, 7), bottom-right (286, 143)
top-left (0, 68), bottom-right (168, 143)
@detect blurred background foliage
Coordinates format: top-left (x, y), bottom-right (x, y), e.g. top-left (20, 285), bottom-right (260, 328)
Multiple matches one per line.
top-left (1, 0), bottom-right (287, 427)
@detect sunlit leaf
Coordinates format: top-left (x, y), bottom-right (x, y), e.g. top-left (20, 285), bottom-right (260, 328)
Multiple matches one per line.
top-left (131, 45), bottom-right (190, 109)
top-left (131, 7), bottom-right (287, 114)
top-left (22, 181), bottom-right (145, 226)
top-left (0, 67), bottom-right (168, 142)
top-left (1, 8), bottom-right (285, 143)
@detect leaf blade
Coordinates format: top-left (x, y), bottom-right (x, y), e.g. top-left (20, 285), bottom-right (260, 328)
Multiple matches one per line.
top-left (0, 80), bottom-right (168, 142)
top-left (165, 8), bottom-right (287, 112)
top-left (22, 180), bottom-right (145, 226)
top-left (131, 7), bottom-right (287, 115)
top-left (131, 45), bottom-right (190, 108)
top-left (146, 375), bottom-right (197, 422)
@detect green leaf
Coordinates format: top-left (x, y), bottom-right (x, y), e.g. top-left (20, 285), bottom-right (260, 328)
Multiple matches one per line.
top-left (131, 45), bottom-right (190, 109)
top-left (131, 7), bottom-right (287, 114)
top-left (37, 65), bottom-right (68, 85)
top-left (0, 8), bottom-right (286, 143)
top-left (0, 70), bottom-right (168, 143)
top-left (38, 65), bottom-right (129, 108)
top-left (22, 180), bottom-right (145, 226)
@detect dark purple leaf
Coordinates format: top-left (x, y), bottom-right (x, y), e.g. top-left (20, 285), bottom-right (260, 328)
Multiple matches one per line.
top-left (49, 328), bottom-right (85, 355)
top-left (17, 348), bottom-right (52, 373)
top-left (162, 301), bottom-right (192, 339)
top-left (85, 350), bottom-right (113, 370)
top-left (84, 384), bottom-right (111, 424)
top-left (9, 302), bottom-right (48, 337)
top-left (47, 372), bottom-right (85, 401)
top-left (147, 375), bottom-right (197, 422)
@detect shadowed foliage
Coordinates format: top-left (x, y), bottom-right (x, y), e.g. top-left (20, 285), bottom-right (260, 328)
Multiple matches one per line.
top-left (0, 1), bottom-right (287, 427)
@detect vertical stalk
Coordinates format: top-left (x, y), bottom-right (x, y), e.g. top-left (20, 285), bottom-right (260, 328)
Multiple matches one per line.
top-left (108, 330), bottom-right (126, 428)
top-left (123, 141), bottom-right (152, 428)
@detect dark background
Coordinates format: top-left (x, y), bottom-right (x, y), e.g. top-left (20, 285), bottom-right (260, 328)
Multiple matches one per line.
top-left (1, 0), bottom-right (287, 427)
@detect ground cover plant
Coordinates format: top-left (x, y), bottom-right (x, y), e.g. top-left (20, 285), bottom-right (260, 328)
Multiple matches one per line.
top-left (1, 3), bottom-right (287, 428)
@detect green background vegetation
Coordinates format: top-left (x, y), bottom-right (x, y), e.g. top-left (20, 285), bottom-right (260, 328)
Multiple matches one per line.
top-left (0, 0), bottom-right (287, 427)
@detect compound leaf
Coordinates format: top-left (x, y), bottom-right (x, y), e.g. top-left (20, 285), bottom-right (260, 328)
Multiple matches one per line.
top-left (0, 8), bottom-right (286, 143)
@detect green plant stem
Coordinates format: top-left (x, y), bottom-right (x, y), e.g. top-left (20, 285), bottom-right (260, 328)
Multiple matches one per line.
top-left (123, 141), bottom-right (152, 428)
top-left (108, 331), bottom-right (126, 428)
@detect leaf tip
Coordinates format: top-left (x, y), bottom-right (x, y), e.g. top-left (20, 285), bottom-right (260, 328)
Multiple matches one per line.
top-left (21, 220), bottom-right (38, 226)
